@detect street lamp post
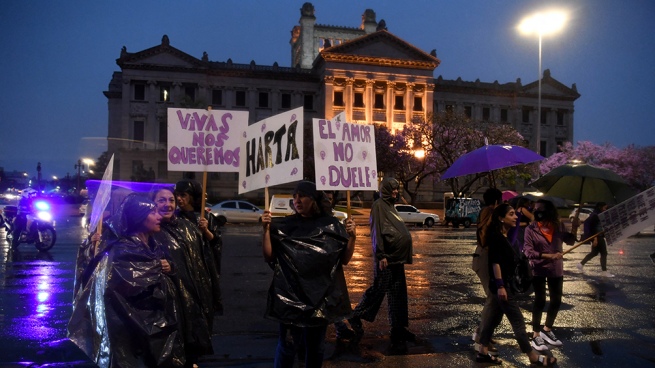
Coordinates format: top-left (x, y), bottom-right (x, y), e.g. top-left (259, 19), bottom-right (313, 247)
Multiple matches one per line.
top-left (518, 10), bottom-right (567, 155)
top-left (74, 159), bottom-right (83, 194)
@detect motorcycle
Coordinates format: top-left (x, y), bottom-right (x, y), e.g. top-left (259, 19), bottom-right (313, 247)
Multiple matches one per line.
top-left (8, 200), bottom-right (57, 251)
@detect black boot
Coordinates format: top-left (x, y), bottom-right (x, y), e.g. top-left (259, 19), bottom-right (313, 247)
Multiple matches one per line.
top-left (389, 329), bottom-right (408, 355)
top-left (347, 317), bottom-right (364, 344)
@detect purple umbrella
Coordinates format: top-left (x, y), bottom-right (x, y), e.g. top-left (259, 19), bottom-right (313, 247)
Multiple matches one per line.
top-left (441, 142), bottom-right (544, 180)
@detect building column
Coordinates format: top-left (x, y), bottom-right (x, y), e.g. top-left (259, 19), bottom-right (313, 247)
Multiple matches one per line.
top-left (324, 76), bottom-right (334, 119)
top-left (345, 78), bottom-right (354, 122)
top-left (365, 79), bottom-right (375, 124)
top-left (425, 83), bottom-right (434, 121)
top-left (405, 82), bottom-right (415, 125)
top-left (386, 81), bottom-right (396, 130)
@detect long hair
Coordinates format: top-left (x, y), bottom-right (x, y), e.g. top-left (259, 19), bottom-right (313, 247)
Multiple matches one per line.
top-left (536, 199), bottom-right (559, 225)
top-left (489, 203), bottom-right (513, 236)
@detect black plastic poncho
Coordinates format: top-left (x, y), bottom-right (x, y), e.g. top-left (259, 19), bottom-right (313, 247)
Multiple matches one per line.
top-left (153, 215), bottom-right (214, 356)
top-left (370, 178), bottom-right (413, 264)
top-left (177, 209), bottom-right (223, 314)
top-left (265, 214), bottom-right (352, 327)
top-left (68, 195), bottom-right (184, 367)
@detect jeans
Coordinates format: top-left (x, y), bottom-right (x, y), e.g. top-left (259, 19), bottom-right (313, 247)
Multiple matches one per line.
top-left (479, 292), bottom-right (533, 354)
top-left (274, 323), bottom-right (327, 368)
top-left (531, 276), bottom-right (563, 332)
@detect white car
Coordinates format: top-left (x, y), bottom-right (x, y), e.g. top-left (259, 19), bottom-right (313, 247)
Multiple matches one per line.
top-left (210, 200), bottom-right (264, 224)
top-left (394, 204), bottom-right (440, 227)
top-left (569, 207), bottom-right (594, 223)
top-left (269, 194), bottom-right (348, 223)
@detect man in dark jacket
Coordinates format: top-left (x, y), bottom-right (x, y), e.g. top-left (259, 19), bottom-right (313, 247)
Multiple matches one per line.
top-left (348, 178), bottom-right (415, 354)
top-left (577, 202), bottom-right (614, 277)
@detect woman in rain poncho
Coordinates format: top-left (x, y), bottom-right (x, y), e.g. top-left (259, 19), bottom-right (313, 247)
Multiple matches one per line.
top-left (261, 181), bottom-right (357, 368)
top-left (68, 193), bottom-right (185, 367)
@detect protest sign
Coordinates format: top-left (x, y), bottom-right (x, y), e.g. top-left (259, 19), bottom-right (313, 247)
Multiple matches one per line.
top-left (312, 113), bottom-right (377, 191)
top-left (238, 107), bottom-right (303, 194)
top-left (167, 108), bottom-right (247, 172)
top-left (599, 186), bottom-right (655, 245)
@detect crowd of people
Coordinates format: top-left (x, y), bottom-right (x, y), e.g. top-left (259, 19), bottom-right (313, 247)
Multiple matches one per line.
top-left (67, 177), bottom-right (618, 367)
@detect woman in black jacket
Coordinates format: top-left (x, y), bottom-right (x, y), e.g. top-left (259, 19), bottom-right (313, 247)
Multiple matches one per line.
top-left (476, 203), bottom-right (557, 366)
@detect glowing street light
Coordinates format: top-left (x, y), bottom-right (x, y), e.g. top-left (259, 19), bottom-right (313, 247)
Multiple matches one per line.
top-left (518, 9), bottom-right (567, 154)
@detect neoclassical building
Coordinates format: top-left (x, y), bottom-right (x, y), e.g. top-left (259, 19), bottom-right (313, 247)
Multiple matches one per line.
top-left (104, 3), bottom-right (579, 201)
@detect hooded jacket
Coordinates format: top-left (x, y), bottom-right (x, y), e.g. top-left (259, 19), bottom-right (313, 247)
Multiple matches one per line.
top-left (370, 178), bottom-right (413, 264)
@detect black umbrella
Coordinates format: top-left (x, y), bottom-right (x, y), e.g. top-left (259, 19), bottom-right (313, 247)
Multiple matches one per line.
top-left (530, 163), bottom-right (636, 205)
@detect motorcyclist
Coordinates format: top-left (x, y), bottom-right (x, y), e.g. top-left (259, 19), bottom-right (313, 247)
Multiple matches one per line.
top-left (12, 188), bottom-right (38, 247)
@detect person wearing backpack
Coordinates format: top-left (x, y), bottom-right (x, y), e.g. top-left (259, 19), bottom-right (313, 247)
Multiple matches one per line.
top-left (523, 199), bottom-right (575, 352)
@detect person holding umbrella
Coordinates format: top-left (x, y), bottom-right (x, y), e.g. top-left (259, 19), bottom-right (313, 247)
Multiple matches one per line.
top-left (577, 202), bottom-right (614, 277)
top-left (523, 199), bottom-right (576, 351)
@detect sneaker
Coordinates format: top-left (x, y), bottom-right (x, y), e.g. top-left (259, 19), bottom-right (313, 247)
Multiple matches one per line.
top-left (348, 317), bottom-right (364, 344)
top-left (601, 270), bottom-right (615, 278)
top-left (540, 330), bottom-right (563, 346)
top-left (531, 336), bottom-right (550, 351)
top-left (474, 342), bottom-right (499, 356)
top-left (471, 331), bottom-right (478, 342)
top-left (576, 263), bottom-right (584, 273)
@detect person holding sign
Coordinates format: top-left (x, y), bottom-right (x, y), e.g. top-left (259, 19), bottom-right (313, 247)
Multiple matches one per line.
top-left (577, 202), bottom-right (614, 277)
top-left (261, 181), bottom-right (356, 368)
top-left (174, 179), bottom-right (224, 316)
top-left (348, 178), bottom-right (416, 355)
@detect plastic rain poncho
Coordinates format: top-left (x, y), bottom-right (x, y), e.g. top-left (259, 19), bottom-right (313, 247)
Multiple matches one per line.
top-left (68, 195), bottom-right (184, 367)
top-left (370, 178), bottom-right (413, 264)
top-left (265, 213), bottom-right (352, 327)
top-left (153, 215), bottom-right (214, 356)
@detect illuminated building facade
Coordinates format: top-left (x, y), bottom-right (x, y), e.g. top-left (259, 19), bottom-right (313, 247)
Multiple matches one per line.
top-left (104, 3), bottom-right (579, 201)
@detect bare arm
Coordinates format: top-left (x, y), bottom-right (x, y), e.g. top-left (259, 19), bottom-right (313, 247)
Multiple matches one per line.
top-left (492, 263), bottom-right (508, 301)
top-left (261, 211), bottom-right (274, 262)
top-left (341, 218), bottom-right (356, 265)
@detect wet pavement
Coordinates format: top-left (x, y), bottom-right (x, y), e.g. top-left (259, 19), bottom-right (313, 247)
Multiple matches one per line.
top-left (1, 209), bottom-right (654, 367)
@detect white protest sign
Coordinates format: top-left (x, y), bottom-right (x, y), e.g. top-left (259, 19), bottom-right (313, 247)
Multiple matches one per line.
top-left (312, 113), bottom-right (377, 191)
top-left (238, 107), bottom-right (303, 194)
top-left (167, 108), bottom-right (247, 172)
top-left (599, 186), bottom-right (655, 245)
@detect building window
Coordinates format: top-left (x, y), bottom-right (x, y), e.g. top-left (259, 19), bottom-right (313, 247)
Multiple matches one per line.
top-left (522, 108), bottom-right (531, 123)
top-left (258, 92), bottom-right (269, 108)
top-left (464, 106), bottom-right (472, 118)
top-left (158, 120), bottom-right (166, 144)
top-left (212, 89), bottom-right (223, 105)
top-left (134, 83), bottom-right (145, 101)
top-left (445, 104), bottom-right (454, 114)
top-left (160, 85), bottom-right (171, 102)
top-left (184, 86), bottom-right (196, 102)
top-left (281, 93), bottom-right (292, 108)
top-left (413, 96), bottom-right (423, 111)
top-left (483, 107), bottom-right (490, 120)
top-left (557, 111), bottom-right (564, 125)
top-left (235, 90), bottom-right (246, 107)
top-left (158, 161), bottom-right (168, 179)
top-left (334, 91), bottom-right (344, 107)
top-left (353, 92), bottom-right (364, 108)
top-left (394, 95), bottom-right (404, 110)
top-left (541, 109), bottom-right (547, 125)
top-left (500, 108), bottom-right (508, 122)
top-left (374, 93), bottom-right (384, 109)
top-left (303, 94), bottom-right (314, 110)
top-left (133, 121), bottom-right (145, 142)
top-left (540, 141), bottom-right (547, 157)
top-left (556, 141), bottom-right (563, 153)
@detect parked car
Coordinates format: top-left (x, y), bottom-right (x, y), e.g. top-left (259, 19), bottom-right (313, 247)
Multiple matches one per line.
top-left (269, 194), bottom-right (348, 223)
top-left (210, 200), bottom-right (264, 224)
top-left (443, 197), bottom-right (481, 228)
top-left (394, 204), bottom-right (440, 227)
top-left (569, 207), bottom-right (594, 223)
